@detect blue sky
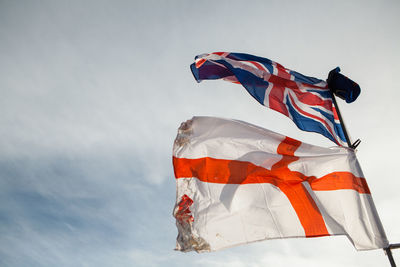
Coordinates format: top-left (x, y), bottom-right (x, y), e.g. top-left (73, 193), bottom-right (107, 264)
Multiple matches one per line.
top-left (1, 0), bottom-right (399, 266)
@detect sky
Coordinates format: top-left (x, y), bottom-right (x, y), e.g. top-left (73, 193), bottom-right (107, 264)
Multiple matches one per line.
top-left (0, 0), bottom-right (399, 266)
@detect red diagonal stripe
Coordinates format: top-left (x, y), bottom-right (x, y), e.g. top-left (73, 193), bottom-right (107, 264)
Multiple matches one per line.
top-left (287, 93), bottom-right (339, 144)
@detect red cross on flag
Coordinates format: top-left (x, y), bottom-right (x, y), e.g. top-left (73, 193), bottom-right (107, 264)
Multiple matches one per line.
top-left (172, 117), bottom-right (388, 252)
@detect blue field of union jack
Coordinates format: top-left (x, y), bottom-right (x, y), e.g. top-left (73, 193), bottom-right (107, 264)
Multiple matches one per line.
top-left (190, 52), bottom-right (347, 146)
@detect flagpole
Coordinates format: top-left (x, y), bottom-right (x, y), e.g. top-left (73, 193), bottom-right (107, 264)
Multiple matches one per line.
top-left (385, 244), bottom-right (400, 267)
top-left (385, 247), bottom-right (396, 267)
top-left (329, 91), bottom-right (354, 148)
top-left (330, 90), bottom-right (399, 266)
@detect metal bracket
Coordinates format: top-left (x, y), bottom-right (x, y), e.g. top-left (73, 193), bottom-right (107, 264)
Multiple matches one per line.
top-left (350, 139), bottom-right (361, 149)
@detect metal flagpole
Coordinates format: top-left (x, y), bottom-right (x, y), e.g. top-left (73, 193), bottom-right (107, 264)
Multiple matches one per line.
top-left (385, 244), bottom-right (400, 267)
top-left (329, 91), bottom-right (357, 149)
top-left (330, 89), bottom-right (398, 266)
top-left (385, 247), bottom-right (396, 267)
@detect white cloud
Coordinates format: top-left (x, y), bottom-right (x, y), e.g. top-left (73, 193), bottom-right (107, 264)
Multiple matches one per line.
top-left (0, 0), bottom-right (399, 266)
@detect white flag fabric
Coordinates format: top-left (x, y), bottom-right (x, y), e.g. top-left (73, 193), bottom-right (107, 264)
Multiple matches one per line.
top-left (172, 116), bottom-right (388, 252)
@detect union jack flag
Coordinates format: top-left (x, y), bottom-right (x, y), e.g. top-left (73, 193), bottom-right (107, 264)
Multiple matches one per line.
top-left (190, 52), bottom-right (347, 146)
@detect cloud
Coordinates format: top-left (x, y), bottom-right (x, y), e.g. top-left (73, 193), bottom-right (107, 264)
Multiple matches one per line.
top-left (0, 0), bottom-right (399, 266)
top-left (0, 152), bottom-right (175, 266)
